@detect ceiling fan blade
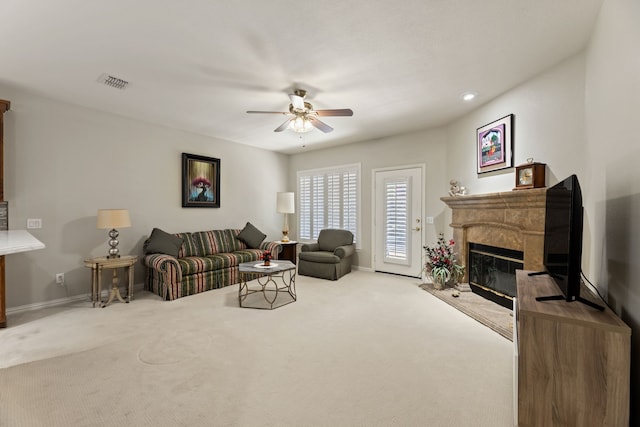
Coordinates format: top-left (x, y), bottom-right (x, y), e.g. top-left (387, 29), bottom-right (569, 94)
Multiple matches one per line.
top-left (289, 94), bottom-right (305, 110)
top-left (246, 110), bottom-right (288, 114)
top-left (308, 116), bottom-right (333, 133)
top-left (314, 109), bottom-right (354, 117)
top-left (274, 119), bottom-right (292, 132)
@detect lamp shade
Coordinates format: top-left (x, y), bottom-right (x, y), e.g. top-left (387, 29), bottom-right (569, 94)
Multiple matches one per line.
top-left (96, 209), bottom-right (131, 229)
top-left (276, 192), bottom-right (295, 214)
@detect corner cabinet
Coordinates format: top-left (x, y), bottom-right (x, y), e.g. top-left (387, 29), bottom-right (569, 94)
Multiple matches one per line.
top-left (514, 270), bottom-right (630, 426)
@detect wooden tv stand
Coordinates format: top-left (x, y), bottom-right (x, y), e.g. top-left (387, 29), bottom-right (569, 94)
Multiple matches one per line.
top-left (514, 270), bottom-right (630, 426)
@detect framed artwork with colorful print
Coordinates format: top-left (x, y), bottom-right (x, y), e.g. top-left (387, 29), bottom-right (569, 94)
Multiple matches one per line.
top-left (182, 153), bottom-right (220, 208)
top-left (477, 114), bottom-right (513, 174)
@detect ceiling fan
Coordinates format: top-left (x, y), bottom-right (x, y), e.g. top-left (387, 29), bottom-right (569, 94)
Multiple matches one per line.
top-left (247, 89), bottom-right (353, 133)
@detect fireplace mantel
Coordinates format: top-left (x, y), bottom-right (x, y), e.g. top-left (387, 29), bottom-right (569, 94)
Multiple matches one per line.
top-left (441, 188), bottom-right (547, 283)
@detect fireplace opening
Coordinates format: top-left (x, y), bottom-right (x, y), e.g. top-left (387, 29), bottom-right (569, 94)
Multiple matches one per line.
top-left (468, 243), bottom-right (523, 309)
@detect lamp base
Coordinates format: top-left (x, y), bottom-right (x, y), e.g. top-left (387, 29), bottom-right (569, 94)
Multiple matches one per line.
top-left (107, 228), bottom-right (121, 258)
top-left (281, 231), bottom-right (290, 243)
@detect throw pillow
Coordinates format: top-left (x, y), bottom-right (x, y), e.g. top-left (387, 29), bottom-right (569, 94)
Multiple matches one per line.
top-left (237, 222), bottom-right (266, 249)
top-left (143, 228), bottom-right (184, 257)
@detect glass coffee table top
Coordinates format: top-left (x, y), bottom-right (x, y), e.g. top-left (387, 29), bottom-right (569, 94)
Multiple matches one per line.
top-left (238, 260), bottom-right (295, 273)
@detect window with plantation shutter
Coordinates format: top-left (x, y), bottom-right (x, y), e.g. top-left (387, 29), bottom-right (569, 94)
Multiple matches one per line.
top-left (298, 175), bottom-right (311, 241)
top-left (297, 164), bottom-right (360, 247)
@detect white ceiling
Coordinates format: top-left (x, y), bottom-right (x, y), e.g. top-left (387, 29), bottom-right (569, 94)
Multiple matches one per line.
top-left (0, 0), bottom-right (603, 154)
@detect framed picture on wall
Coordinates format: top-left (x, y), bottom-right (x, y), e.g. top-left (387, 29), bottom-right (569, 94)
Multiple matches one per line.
top-left (476, 114), bottom-right (513, 174)
top-left (182, 153), bottom-right (220, 208)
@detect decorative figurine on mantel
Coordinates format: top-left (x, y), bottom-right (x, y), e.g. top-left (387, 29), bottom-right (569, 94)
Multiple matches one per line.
top-left (448, 180), bottom-right (467, 197)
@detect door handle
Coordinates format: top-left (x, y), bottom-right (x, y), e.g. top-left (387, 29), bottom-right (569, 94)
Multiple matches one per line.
top-left (412, 227), bottom-right (421, 231)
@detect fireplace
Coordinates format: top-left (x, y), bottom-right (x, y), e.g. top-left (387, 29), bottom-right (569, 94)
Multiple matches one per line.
top-left (468, 243), bottom-right (523, 308)
top-left (441, 188), bottom-right (546, 305)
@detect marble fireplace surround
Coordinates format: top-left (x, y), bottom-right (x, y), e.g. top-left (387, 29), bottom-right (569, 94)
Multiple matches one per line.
top-left (441, 188), bottom-right (547, 285)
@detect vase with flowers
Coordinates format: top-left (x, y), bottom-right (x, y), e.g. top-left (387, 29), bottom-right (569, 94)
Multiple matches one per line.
top-left (423, 234), bottom-right (465, 290)
top-left (262, 250), bottom-right (271, 266)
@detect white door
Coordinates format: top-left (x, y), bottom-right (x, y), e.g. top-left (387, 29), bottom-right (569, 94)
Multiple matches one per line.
top-left (374, 167), bottom-right (423, 277)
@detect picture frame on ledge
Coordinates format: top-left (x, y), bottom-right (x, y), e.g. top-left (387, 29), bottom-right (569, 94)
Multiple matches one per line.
top-left (477, 114), bottom-right (513, 174)
top-left (182, 153), bottom-right (220, 208)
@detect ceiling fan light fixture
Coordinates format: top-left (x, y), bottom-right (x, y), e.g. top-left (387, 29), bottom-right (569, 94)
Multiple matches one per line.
top-left (290, 116), bottom-right (314, 133)
top-left (247, 90), bottom-right (352, 134)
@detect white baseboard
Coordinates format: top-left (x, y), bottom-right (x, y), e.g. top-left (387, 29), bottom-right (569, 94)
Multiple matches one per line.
top-left (7, 268), bottom-right (376, 315)
top-left (6, 283), bottom-right (146, 315)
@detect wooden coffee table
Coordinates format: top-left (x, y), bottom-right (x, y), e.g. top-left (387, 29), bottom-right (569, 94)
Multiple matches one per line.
top-left (238, 260), bottom-right (296, 309)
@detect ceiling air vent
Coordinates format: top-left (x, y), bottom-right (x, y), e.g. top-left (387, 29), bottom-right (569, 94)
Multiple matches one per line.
top-left (97, 73), bottom-right (129, 90)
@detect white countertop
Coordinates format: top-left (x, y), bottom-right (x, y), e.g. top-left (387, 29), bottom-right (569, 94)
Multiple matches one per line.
top-left (0, 230), bottom-right (46, 255)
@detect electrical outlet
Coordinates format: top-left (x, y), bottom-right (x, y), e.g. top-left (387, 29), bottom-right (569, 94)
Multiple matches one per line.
top-left (27, 218), bottom-right (42, 229)
top-left (56, 273), bottom-right (64, 285)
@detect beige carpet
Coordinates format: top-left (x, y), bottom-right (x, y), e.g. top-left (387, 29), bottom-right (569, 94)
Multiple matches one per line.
top-left (419, 283), bottom-right (513, 341)
top-left (0, 271), bottom-right (514, 427)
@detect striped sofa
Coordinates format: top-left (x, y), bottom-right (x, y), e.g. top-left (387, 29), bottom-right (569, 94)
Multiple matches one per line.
top-left (144, 229), bottom-right (281, 301)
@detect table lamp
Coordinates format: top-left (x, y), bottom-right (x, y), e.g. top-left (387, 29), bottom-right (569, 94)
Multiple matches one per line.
top-left (276, 192), bottom-right (295, 242)
top-left (97, 209), bottom-right (131, 258)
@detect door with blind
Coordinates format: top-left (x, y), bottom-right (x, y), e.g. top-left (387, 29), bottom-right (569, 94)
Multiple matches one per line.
top-left (374, 167), bottom-right (423, 277)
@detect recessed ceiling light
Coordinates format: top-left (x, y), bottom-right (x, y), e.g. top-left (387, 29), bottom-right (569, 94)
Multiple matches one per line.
top-left (461, 92), bottom-right (477, 101)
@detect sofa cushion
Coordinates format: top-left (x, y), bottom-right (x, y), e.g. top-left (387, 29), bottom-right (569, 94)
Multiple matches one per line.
top-left (217, 230), bottom-right (246, 253)
top-left (233, 249), bottom-right (268, 263)
top-left (179, 255), bottom-right (230, 275)
top-left (177, 232), bottom-right (201, 258)
top-left (193, 231), bottom-right (217, 255)
top-left (144, 228), bottom-right (184, 257)
top-left (223, 229), bottom-right (245, 252)
top-left (237, 222), bottom-right (266, 249)
top-left (178, 251), bottom-right (265, 275)
top-left (298, 251), bottom-right (341, 264)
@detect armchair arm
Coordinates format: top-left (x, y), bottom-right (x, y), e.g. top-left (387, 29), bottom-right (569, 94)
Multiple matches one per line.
top-left (260, 241), bottom-right (282, 259)
top-left (334, 244), bottom-right (355, 259)
top-left (301, 243), bottom-right (320, 252)
top-left (145, 253), bottom-right (182, 276)
top-left (144, 254), bottom-right (182, 300)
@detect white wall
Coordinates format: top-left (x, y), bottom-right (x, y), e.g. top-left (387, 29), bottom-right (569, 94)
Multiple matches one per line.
top-left (445, 52), bottom-right (588, 227)
top-left (2, 85), bottom-right (288, 308)
top-left (288, 128), bottom-right (449, 269)
top-left (585, 0), bottom-right (640, 421)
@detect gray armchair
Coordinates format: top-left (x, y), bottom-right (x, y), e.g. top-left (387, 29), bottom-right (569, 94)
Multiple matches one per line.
top-left (298, 229), bottom-right (355, 280)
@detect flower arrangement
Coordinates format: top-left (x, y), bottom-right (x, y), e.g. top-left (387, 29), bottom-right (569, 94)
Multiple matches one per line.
top-left (423, 234), bottom-right (464, 288)
top-left (262, 250), bottom-right (271, 266)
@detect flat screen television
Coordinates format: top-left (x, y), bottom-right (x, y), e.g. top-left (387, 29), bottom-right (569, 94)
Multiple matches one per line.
top-left (531, 174), bottom-right (604, 311)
